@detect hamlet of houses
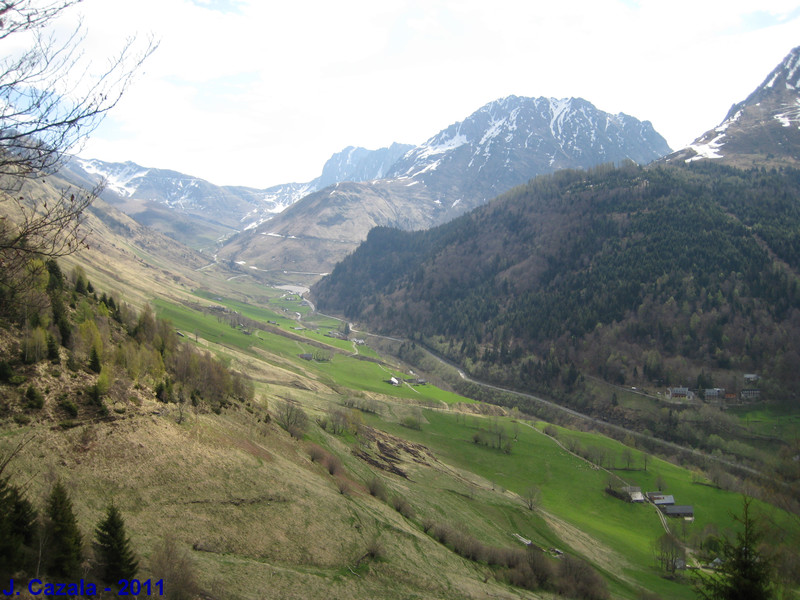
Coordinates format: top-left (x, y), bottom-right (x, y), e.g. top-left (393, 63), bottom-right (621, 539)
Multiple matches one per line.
top-left (614, 486), bottom-right (694, 520)
top-left (665, 373), bottom-right (761, 404)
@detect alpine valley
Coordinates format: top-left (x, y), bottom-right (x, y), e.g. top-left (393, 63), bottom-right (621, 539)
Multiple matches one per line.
top-left (2, 34), bottom-right (800, 600)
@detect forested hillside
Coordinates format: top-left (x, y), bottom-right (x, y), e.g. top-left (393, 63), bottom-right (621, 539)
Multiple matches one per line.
top-left (313, 162), bottom-right (800, 403)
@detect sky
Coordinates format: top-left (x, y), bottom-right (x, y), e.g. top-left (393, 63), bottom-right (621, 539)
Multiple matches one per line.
top-left (59, 0), bottom-right (800, 188)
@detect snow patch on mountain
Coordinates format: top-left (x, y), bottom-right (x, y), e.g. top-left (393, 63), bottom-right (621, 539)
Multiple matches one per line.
top-left (76, 158), bottom-right (149, 197)
top-left (549, 97), bottom-right (572, 138)
top-left (418, 133), bottom-right (468, 159)
top-left (775, 99), bottom-right (800, 128)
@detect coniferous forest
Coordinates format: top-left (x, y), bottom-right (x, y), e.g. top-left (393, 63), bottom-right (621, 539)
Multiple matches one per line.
top-left (314, 161), bottom-right (800, 424)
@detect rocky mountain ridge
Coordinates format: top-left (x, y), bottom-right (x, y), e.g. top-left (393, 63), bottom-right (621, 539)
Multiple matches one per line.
top-left (64, 142), bottom-right (414, 247)
top-left (219, 95), bottom-right (671, 279)
top-left (667, 46), bottom-right (800, 167)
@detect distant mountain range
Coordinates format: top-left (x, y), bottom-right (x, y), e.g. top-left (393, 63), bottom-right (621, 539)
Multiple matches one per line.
top-left (218, 95), bottom-right (671, 276)
top-left (63, 142), bottom-right (414, 249)
top-left (62, 94), bottom-right (670, 268)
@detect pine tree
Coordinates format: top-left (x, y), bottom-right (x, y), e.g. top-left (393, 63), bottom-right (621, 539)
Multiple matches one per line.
top-left (47, 333), bottom-right (59, 361)
top-left (0, 477), bottom-right (37, 578)
top-left (694, 496), bottom-right (774, 600)
top-left (45, 481), bottom-right (83, 578)
top-left (89, 345), bottom-right (102, 373)
top-left (94, 504), bottom-right (138, 584)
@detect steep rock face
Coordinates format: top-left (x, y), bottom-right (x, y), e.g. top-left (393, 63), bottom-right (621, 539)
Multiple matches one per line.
top-left (313, 143), bottom-right (414, 190)
top-left (667, 46), bottom-right (800, 167)
top-left (220, 95), bottom-right (671, 278)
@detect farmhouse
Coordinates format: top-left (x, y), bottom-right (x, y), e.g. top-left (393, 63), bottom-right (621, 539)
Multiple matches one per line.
top-left (740, 389), bottom-right (761, 401)
top-left (622, 486), bottom-right (645, 502)
top-left (667, 387), bottom-right (694, 401)
top-left (664, 505), bottom-right (694, 519)
top-left (646, 493), bottom-right (675, 507)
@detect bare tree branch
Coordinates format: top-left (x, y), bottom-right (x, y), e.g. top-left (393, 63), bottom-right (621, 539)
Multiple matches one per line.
top-left (0, 4), bottom-right (158, 183)
top-left (0, 0), bottom-right (156, 319)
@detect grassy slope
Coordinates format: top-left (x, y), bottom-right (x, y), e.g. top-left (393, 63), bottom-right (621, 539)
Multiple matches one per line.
top-left (147, 293), bottom-right (800, 598)
top-left (3, 269), bottom-right (798, 599)
top-left (2, 409), bottom-right (542, 600)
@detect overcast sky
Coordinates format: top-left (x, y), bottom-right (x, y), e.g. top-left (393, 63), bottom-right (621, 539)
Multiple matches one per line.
top-left (70, 0), bottom-right (800, 189)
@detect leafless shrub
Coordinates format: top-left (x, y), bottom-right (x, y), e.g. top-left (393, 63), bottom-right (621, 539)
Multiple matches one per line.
top-left (503, 550), bottom-right (550, 592)
top-left (422, 517), bottom-right (435, 534)
top-left (526, 546), bottom-right (555, 589)
top-left (453, 531), bottom-right (485, 562)
top-left (365, 537), bottom-right (384, 560)
top-left (391, 495), bottom-right (415, 519)
top-left (367, 476), bottom-right (387, 500)
top-left (275, 399), bottom-right (308, 435)
top-left (556, 555), bottom-right (609, 600)
top-left (508, 562), bottom-right (539, 590)
top-left (430, 522), bottom-right (453, 546)
top-left (336, 477), bottom-right (351, 496)
top-left (287, 424), bottom-right (305, 440)
top-left (307, 444), bottom-right (327, 463)
top-left (325, 454), bottom-right (343, 476)
top-left (150, 536), bottom-right (203, 600)
top-left (484, 545), bottom-right (507, 567)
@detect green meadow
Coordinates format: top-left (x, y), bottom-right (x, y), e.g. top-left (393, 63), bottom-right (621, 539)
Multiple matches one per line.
top-left (154, 295), bottom-right (471, 406)
top-left (150, 290), bottom-right (799, 600)
top-left (362, 409), bottom-right (800, 599)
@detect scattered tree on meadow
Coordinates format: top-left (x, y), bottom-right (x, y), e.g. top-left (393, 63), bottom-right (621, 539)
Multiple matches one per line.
top-left (693, 497), bottom-right (774, 600)
top-left (44, 481), bottom-right (83, 578)
top-left (0, 442), bottom-right (37, 579)
top-left (654, 532), bottom-right (685, 574)
top-left (523, 484), bottom-right (541, 511)
top-left (94, 504), bottom-right (138, 584)
top-left (275, 399), bottom-right (308, 438)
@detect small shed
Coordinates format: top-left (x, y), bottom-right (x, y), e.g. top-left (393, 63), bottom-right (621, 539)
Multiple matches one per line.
top-left (622, 486), bottom-right (645, 503)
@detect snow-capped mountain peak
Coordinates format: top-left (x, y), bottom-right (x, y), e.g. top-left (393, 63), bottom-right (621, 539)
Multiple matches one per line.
top-left (388, 95), bottom-right (670, 186)
top-left (668, 45), bottom-right (800, 167)
top-left (74, 158), bottom-right (150, 197)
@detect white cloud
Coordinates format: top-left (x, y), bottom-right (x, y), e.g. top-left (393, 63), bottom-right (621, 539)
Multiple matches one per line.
top-left (66, 0), bottom-right (800, 187)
